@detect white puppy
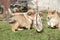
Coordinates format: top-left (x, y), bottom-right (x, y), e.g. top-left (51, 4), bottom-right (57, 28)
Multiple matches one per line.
top-left (33, 11), bottom-right (43, 32)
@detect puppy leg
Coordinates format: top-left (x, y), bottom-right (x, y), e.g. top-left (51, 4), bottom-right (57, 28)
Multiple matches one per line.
top-left (24, 21), bottom-right (32, 30)
top-left (10, 22), bottom-right (19, 32)
top-left (17, 26), bottom-right (24, 31)
top-left (26, 24), bottom-right (31, 30)
top-left (17, 28), bottom-right (24, 31)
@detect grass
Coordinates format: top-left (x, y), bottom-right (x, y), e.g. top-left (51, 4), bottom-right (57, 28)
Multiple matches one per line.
top-left (0, 13), bottom-right (60, 40)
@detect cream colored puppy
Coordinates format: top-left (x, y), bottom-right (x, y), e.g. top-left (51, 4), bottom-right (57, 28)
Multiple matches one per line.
top-left (33, 11), bottom-right (43, 32)
top-left (8, 9), bottom-right (35, 32)
top-left (47, 10), bottom-right (60, 29)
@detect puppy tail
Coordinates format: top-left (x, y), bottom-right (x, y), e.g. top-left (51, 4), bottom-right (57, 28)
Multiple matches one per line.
top-left (8, 8), bottom-right (14, 16)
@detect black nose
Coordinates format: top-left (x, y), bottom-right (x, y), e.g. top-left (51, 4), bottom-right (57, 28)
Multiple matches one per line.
top-left (48, 17), bottom-right (50, 19)
top-left (47, 17), bottom-right (51, 21)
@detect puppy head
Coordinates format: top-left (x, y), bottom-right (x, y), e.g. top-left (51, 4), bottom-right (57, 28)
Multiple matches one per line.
top-left (26, 9), bottom-right (35, 20)
top-left (38, 11), bottom-right (43, 19)
top-left (47, 10), bottom-right (59, 28)
top-left (47, 10), bottom-right (57, 19)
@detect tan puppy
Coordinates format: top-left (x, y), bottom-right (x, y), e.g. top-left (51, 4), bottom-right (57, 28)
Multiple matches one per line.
top-left (47, 10), bottom-right (60, 29)
top-left (8, 9), bottom-right (35, 32)
top-left (9, 14), bottom-right (31, 32)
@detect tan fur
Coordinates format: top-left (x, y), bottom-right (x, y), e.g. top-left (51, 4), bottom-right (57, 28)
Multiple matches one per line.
top-left (8, 8), bottom-right (43, 32)
top-left (47, 10), bottom-right (60, 29)
top-left (9, 9), bottom-right (35, 32)
top-left (26, 9), bottom-right (35, 20)
top-left (9, 14), bottom-right (31, 32)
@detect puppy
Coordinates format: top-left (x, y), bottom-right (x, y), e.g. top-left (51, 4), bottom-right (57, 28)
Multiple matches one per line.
top-left (8, 9), bottom-right (35, 32)
top-left (47, 10), bottom-right (60, 29)
top-left (33, 11), bottom-right (43, 32)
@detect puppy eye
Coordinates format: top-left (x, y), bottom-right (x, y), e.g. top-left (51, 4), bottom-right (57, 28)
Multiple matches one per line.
top-left (52, 11), bottom-right (55, 14)
top-left (27, 12), bottom-right (32, 16)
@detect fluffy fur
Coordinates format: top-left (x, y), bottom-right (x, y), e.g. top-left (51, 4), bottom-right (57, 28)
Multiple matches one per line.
top-left (9, 14), bottom-right (31, 32)
top-left (33, 11), bottom-right (43, 32)
top-left (8, 9), bottom-right (34, 32)
top-left (47, 10), bottom-right (60, 29)
top-left (8, 8), bottom-right (43, 32)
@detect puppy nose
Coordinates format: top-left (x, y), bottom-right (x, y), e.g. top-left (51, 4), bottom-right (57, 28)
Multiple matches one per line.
top-left (47, 17), bottom-right (51, 21)
top-left (48, 17), bottom-right (50, 19)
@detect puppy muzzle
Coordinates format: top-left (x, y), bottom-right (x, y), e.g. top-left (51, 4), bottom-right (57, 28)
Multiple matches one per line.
top-left (47, 17), bottom-right (51, 21)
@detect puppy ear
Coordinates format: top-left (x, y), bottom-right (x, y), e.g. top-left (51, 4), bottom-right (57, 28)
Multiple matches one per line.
top-left (39, 12), bottom-right (43, 17)
top-left (52, 10), bottom-right (56, 14)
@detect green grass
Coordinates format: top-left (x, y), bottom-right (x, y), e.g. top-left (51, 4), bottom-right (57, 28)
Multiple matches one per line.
top-left (0, 13), bottom-right (60, 40)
